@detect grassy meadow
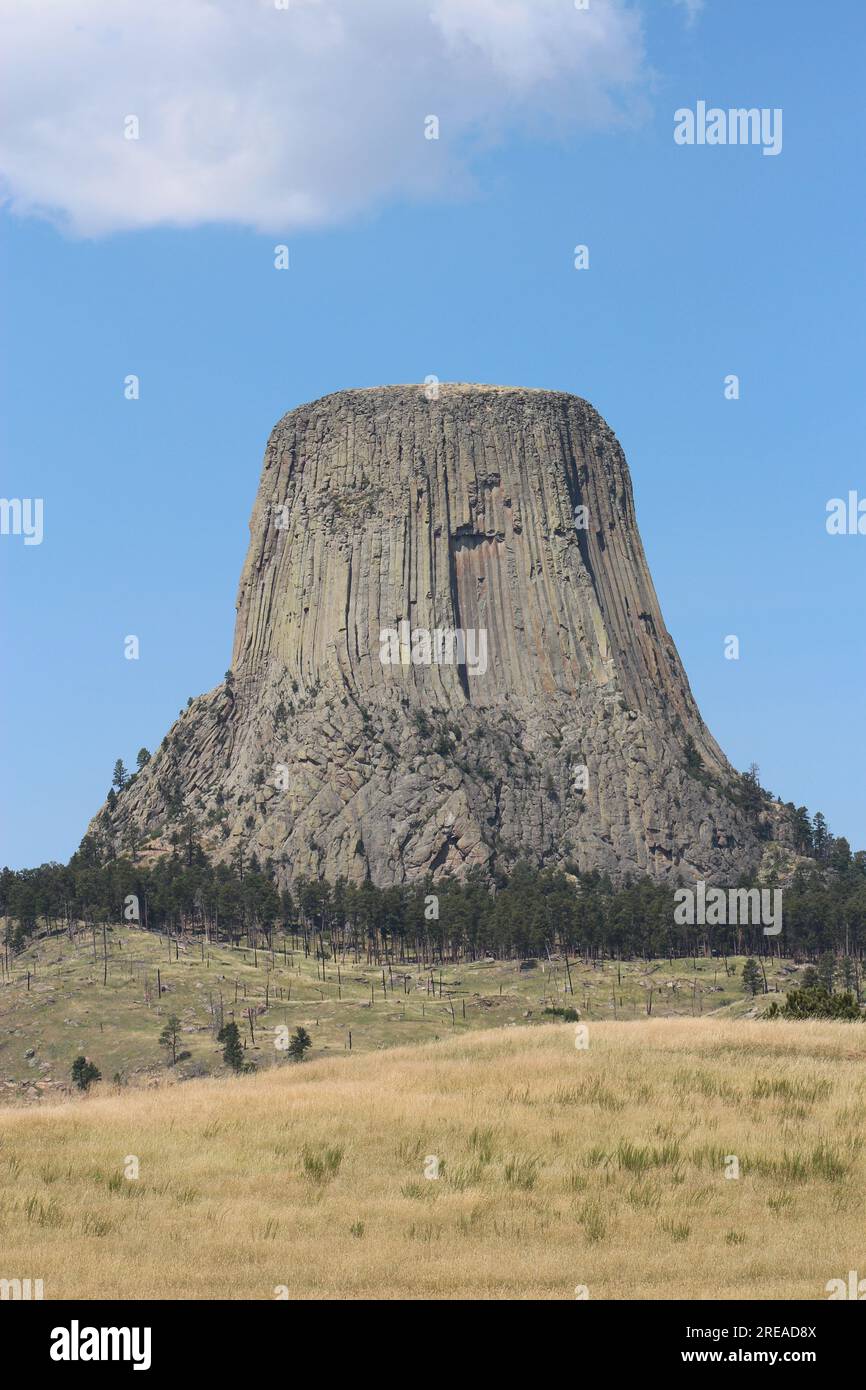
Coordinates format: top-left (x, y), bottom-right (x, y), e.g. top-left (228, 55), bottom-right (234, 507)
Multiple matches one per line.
top-left (1, 1017), bottom-right (864, 1300)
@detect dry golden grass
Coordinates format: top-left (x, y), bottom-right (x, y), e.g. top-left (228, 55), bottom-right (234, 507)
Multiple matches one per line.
top-left (1, 1017), bottom-right (864, 1300)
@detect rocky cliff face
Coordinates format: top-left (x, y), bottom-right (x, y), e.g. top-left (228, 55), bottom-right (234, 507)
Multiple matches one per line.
top-left (92, 385), bottom-right (784, 884)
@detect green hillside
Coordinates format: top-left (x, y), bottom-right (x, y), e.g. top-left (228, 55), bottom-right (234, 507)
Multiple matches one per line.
top-left (0, 922), bottom-right (801, 1100)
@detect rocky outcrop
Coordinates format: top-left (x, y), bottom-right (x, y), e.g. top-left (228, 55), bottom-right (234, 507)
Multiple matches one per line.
top-left (91, 385), bottom-right (786, 885)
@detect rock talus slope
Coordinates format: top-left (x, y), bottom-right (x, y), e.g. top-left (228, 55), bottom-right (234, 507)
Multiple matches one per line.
top-left (93, 385), bottom-right (783, 884)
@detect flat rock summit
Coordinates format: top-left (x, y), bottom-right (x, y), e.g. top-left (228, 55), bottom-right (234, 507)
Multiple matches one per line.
top-left (93, 384), bottom-right (788, 885)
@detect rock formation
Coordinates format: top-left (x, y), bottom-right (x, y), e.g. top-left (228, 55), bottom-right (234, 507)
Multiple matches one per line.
top-left (91, 385), bottom-right (787, 885)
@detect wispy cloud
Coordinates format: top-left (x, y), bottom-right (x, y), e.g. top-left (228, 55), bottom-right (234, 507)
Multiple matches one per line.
top-left (0, 0), bottom-right (645, 237)
top-left (672, 0), bottom-right (705, 26)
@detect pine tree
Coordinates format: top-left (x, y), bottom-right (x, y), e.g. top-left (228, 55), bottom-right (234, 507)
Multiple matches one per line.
top-left (742, 958), bottom-right (762, 996)
top-left (71, 1055), bottom-right (101, 1090)
top-left (791, 806), bottom-right (813, 853)
top-left (158, 1014), bottom-right (182, 1066)
top-left (136, 748), bottom-right (151, 770)
top-left (288, 1026), bottom-right (313, 1063)
top-left (816, 952), bottom-right (836, 994)
top-left (812, 812), bottom-right (830, 862)
top-left (736, 765), bottom-right (764, 820)
top-left (112, 759), bottom-right (129, 792)
top-left (217, 1021), bottom-right (244, 1072)
top-left (829, 837), bottom-right (852, 872)
top-left (683, 736), bottom-right (704, 776)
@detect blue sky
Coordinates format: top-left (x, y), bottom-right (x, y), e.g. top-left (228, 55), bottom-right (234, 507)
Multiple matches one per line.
top-left (2, 0), bottom-right (864, 867)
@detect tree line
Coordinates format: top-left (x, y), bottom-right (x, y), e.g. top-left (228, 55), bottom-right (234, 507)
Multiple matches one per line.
top-left (3, 825), bottom-right (866, 965)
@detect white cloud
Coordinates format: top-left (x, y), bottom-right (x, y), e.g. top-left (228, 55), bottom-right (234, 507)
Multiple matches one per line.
top-left (0, 0), bottom-right (645, 237)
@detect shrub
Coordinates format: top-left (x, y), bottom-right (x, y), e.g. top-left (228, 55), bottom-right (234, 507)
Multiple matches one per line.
top-left (542, 1005), bottom-right (580, 1021)
top-left (765, 988), bottom-right (862, 1021)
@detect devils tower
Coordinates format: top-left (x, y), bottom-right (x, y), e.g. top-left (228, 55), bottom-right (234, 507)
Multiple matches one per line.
top-left (92, 385), bottom-right (784, 885)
